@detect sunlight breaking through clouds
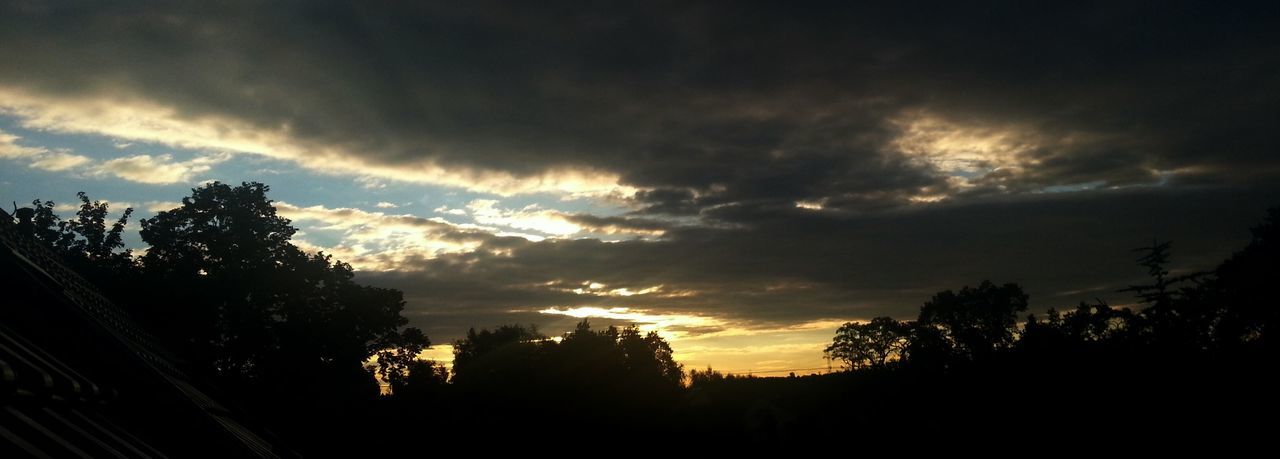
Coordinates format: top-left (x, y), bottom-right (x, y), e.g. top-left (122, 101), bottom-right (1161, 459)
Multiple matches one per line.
top-left (537, 306), bottom-right (848, 374)
top-left (434, 200), bottom-right (668, 241)
top-left (467, 199), bottom-right (582, 236)
top-left (278, 202), bottom-right (489, 271)
top-left (540, 280), bottom-right (696, 299)
top-left (0, 86), bottom-right (642, 198)
top-left (562, 281), bottom-right (667, 297)
top-left (539, 306), bottom-right (725, 341)
top-left (892, 111), bottom-right (1038, 178)
top-left (794, 200), bottom-right (825, 211)
top-left (889, 110), bottom-right (1166, 197)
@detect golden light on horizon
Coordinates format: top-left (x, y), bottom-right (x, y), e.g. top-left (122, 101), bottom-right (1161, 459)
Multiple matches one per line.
top-left (537, 306), bottom-right (850, 376)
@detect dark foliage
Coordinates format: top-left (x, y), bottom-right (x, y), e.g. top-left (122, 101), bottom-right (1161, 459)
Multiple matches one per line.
top-left (824, 317), bottom-right (909, 369)
top-left (27, 183), bottom-right (429, 455)
top-left (437, 320), bottom-right (684, 440)
top-left (27, 193), bottom-right (136, 301)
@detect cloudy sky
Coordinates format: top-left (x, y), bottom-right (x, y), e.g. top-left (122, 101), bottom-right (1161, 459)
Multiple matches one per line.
top-left (2, 1), bottom-right (1277, 374)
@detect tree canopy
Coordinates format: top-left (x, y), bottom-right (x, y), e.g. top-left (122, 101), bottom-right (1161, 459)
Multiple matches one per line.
top-left (449, 320), bottom-right (684, 418)
top-left (918, 280), bottom-right (1029, 360)
top-left (825, 317), bottom-right (909, 370)
top-left (28, 182), bottom-right (430, 402)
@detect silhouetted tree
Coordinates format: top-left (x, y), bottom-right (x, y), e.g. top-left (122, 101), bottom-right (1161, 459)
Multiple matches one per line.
top-left (1207, 207), bottom-right (1280, 350)
top-left (133, 182), bottom-right (429, 400)
top-left (917, 280), bottom-right (1028, 361)
top-left (1021, 300), bottom-right (1137, 356)
top-left (450, 324), bottom-right (546, 379)
top-left (450, 320), bottom-right (683, 414)
top-left (1119, 240), bottom-right (1212, 350)
top-left (25, 185), bottom-right (432, 454)
top-left (688, 366), bottom-right (737, 388)
top-left (900, 320), bottom-right (953, 369)
top-left (617, 325), bottom-right (685, 386)
top-left (825, 317), bottom-right (909, 370)
top-left (26, 193), bottom-right (136, 299)
top-left (28, 192), bottom-right (133, 260)
top-left (377, 327), bottom-right (432, 391)
top-left (548, 320), bottom-right (628, 402)
top-left (389, 359), bottom-right (450, 401)
top-left (1120, 240), bottom-right (1178, 305)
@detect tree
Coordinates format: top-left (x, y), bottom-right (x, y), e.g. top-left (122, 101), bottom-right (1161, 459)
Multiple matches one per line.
top-left (688, 366), bottom-right (727, 387)
top-left (376, 327), bottom-right (432, 391)
top-left (824, 317), bottom-right (909, 370)
top-left (23, 184), bottom-right (431, 453)
top-left (617, 325), bottom-right (684, 386)
top-left (1118, 240), bottom-right (1206, 312)
top-left (26, 193), bottom-right (136, 298)
top-left (388, 359), bottom-right (450, 401)
top-left (450, 320), bottom-right (684, 404)
top-left (1211, 207), bottom-right (1280, 349)
top-left (133, 181), bottom-right (429, 398)
top-left (899, 320), bottom-right (953, 369)
top-left (918, 280), bottom-right (1029, 360)
top-left (451, 324), bottom-right (546, 378)
top-left (1118, 240), bottom-right (1214, 350)
top-left (1020, 300), bottom-right (1137, 356)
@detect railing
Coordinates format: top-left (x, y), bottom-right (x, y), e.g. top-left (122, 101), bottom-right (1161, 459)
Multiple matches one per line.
top-left (0, 208), bottom-right (187, 379)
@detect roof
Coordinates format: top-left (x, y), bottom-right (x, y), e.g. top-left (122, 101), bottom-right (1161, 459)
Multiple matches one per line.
top-left (1, 208), bottom-right (294, 458)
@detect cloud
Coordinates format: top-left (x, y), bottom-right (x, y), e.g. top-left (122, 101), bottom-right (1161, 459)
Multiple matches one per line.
top-left (456, 199), bottom-right (670, 239)
top-left (539, 306), bottom-right (722, 341)
top-left (0, 130), bottom-right (45, 159)
top-left (433, 206), bottom-right (467, 216)
top-left (1, 2), bottom-right (1272, 205)
top-left (374, 201), bottom-right (398, 209)
top-left (145, 201), bottom-right (182, 213)
top-left (0, 85), bottom-right (636, 197)
top-left (96, 152), bottom-right (230, 184)
top-left (0, 128), bottom-right (90, 171)
top-left (559, 214), bottom-right (671, 237)
top-left (28, 151), bottom-right (91, 171)
top-left (466, 200), bottom-right (582, 236)
top-left (51, 199), bottom-right (134, 214)
top-left (276, 201), bottom-right (500, 271)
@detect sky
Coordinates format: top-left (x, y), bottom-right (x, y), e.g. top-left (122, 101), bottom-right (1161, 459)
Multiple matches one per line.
top-left (1, 1), bottom-right (1278, 375)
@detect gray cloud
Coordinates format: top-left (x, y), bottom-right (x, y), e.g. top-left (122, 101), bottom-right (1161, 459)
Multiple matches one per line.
top-left (3, 1), bottom-right (1275, 206)
top-left (560, 213), bottom-right (673, 235)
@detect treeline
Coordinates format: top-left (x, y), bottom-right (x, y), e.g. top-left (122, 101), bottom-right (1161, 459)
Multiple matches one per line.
top-left (387, 321), bottom-right (690, 443)
top-left (19, 183), bottom-right (1279, 451)
top-left (735, 208), bottom-right (1280, 445)
top-left (823, 226), bottom-right (1277, 374)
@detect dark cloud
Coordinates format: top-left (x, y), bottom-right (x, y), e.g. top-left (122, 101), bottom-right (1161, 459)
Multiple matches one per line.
top-left (561, 213), bottom-right (672, 234)
top-left (2, 1), bottom-right (1276, 207)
